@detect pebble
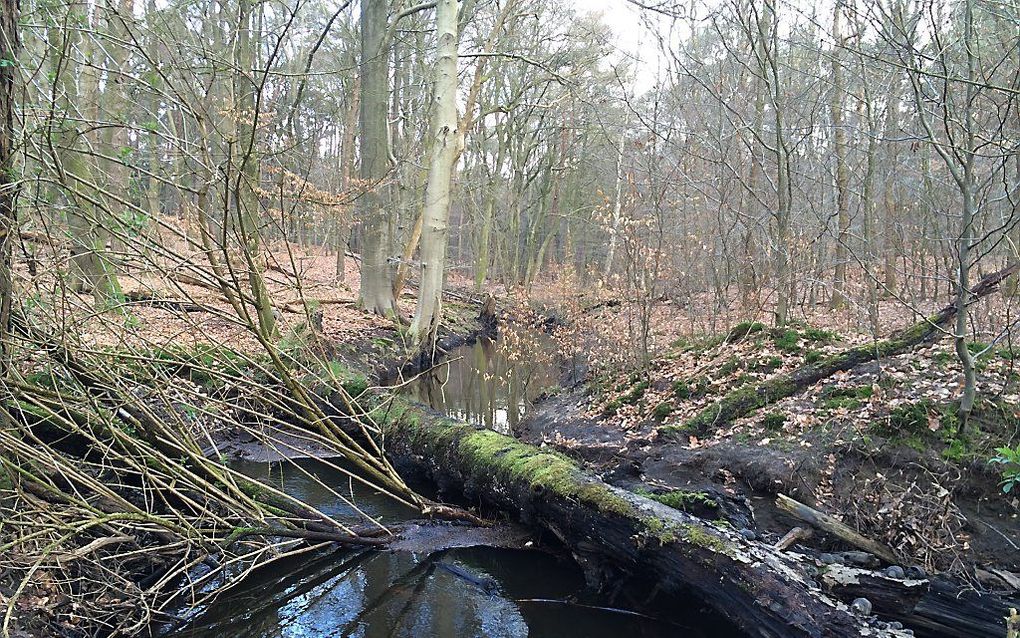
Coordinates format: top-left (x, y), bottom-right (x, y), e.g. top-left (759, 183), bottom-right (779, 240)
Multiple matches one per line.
top-left (885, 565), bottom-right (906, 579)
top-left (819, 553), bottom-right (838, 565)
top-left (837, 551), bottom-right (878, 568)
top-left (739, 528), bottom-right (757, 541)
top-left (888, 621), bottom-right (903, 630)
top-left (803, 565), bottom-right (819, 578)
top-left (905, 565), bottom-right (926, 579)
top-left (851, 597), bottom-right (873, 616)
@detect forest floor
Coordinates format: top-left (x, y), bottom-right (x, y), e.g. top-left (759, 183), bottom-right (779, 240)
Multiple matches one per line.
top-left (515, 281), bottom-right (1020, 593)
top-left (16, 233), bottom-right (1020, 601)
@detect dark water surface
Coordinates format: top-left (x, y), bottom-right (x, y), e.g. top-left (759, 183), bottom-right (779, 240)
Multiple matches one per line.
top-left (400, 334), bottom-right (562, 434)
top-left (173, 460), bottom-right (717, 638)
top-left (176, 339), bottom-right (736, 637)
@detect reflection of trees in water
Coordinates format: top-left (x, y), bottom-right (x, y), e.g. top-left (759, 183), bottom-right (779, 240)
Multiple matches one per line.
top-left (183, 547), bottom-right (529, 638)
top-left (407, 335), bottom-right (559, 435)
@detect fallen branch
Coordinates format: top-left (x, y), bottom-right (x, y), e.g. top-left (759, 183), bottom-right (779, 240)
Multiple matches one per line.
top-left (663, 262), bottom-right (1020, 437)
top-left (776, 494), bottom-right (898, 564)
top-left (775, 526), bottom-right (813, 551)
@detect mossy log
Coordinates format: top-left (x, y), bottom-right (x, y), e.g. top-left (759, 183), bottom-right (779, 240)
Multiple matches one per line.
top-left (666, 263), bottom-right (1020, 437)
top-left (375, 396), bottom-right (905, 638)
top-left (819, 565), bottom-right (1018, 638)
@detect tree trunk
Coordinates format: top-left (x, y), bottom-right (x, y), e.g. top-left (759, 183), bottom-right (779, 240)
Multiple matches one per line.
top-left (358, 0), bottom-right (397, 316)
top-left (829, 2), bottom-right (850, 309)
top-left (0, 0), bottom-right (17, 373)
top-left (47, 4), bottom-right (123, 308)
top-left (232, 0), bottom-right (277, 339)
top-left (408, 0), bottom-right (461, 347)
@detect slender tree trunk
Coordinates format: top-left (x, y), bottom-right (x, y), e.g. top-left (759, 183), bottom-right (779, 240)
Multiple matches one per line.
top-left (602, 130), bottom-right (626, 280)
top-left (829, 2), bottom-right (850, 309)
top-left (337, 76), bottom-right (360, 282)
top-left (0, 0), bottom-right (18, 374)
top-left (409, 0), bottom-right (461, 347)
top-left (47, 3), bottom-right (123, 308)
top-left (882, 85), bottom-right (901, 295)
top-left (233, 0), bottom-right (276, 338)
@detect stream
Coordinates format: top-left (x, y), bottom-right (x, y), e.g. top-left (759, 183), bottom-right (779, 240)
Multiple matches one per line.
top-left (400, 334), bottom-right (563, 435)
top-left (175, 336), bottom-right (733, 637)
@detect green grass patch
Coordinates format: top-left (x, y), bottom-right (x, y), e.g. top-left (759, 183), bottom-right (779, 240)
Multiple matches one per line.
top-left (749, 355), bottom-right (783, 373)
top-left (761, 411), bottom-right (787, 431)
top-left (772, 329), bottom-right (802, 353)
top-left (727, 321), bottom-right (766, 341)
top-left (803, 327), bottom-right (838, 343)
top-left (652, 402), bottom-right (672, 421)
top-left (717, 358), bottom-right (741, 376)
top-left (673, 377), bottom-right (709, 400)
top-left (603, 399), bottom-right (623, 416)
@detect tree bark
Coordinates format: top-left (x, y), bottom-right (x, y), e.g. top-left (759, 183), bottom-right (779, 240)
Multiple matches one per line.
top-left (408, 0), bottom-right (461, 347)
top-left (358, 0), bottom-right (397, 316)
top-left (0, 0), bottom-right (17, 374)
top-left (829, 2), bottom-right (850, 309)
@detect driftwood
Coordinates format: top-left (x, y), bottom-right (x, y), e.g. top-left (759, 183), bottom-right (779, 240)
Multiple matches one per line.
top-left (776, 494), bottom-right (898, 564)
top-left (665, 262), bottom-right (1020, 436)
top-left (374, 397), bottom-right (907, 638)
top-left (819, 564), bottom-right (1019, 638)
top-left (775, 525), bottom-right (813, 551)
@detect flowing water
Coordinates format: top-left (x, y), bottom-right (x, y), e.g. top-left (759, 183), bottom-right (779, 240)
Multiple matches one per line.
top-left (175, 337), bottom-right (736, 637)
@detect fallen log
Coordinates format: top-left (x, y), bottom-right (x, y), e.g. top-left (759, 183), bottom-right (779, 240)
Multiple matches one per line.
top-left (374, 396), bottom-right (906, 638)
top-left (776, 494), bottom-right (898, 564)
top-left (664, 263), bottom-right (1020, 437)
top-left (123, 290), bottom-right (213, 313)
top-left (819, 564), bottom-right (1018, 638)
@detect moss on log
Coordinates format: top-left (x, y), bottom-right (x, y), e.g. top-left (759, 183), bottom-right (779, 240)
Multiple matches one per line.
top-left (663, 263), bottom-right (1020, 438)
top-left (375, 396), bottom-right (905, 638)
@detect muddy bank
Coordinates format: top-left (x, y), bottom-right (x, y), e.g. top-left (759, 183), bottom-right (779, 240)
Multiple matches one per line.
top-left (519, 386), bottom-right (1020, 570)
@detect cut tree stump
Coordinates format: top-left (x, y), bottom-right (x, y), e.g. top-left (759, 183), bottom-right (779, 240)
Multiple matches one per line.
top-left (663, 262), bottom-right (1020, 437)
top-left (373, 396), bottom-right (908, 638)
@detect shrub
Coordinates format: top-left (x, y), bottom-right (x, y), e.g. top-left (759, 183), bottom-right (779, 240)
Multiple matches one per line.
top-left (990, 444), bottom-right (1020, 494)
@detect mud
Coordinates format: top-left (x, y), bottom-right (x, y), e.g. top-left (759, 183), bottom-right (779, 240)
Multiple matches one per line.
top-left (518, 387), bottom-right (1020, 588)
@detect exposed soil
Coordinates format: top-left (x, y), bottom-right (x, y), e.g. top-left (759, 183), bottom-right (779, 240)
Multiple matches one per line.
top-left (516, 319), bottom-right (1020, 595)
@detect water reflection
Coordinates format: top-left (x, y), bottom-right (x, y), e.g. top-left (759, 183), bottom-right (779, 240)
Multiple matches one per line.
top-left (174, 544), bottom-right (694, 638)
top-left (402, 335), bottom-right (560, 435)
top-left (171, 460), bottom-right (726, 638)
